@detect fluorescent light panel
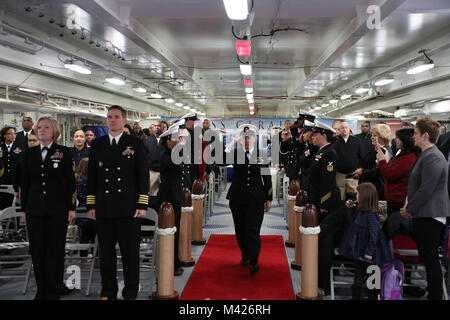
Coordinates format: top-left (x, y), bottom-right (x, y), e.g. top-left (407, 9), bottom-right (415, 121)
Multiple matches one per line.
top-left (374, 78), bottom-right (394, 86)
top-left (223, 0), bottom-right (249, 20)
top-left (240, 64), bottom-right (252, 75)
top-left (105, 77), bottom-right (125, 86)
top-left (407, 62), bottom-right (434, 75)
top-left (64, 62), bottom-right (91, 75)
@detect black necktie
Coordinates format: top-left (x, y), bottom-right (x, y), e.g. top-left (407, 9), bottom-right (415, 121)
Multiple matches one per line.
top-left (245, 150), bottom-right (250, 164)
top-left (25, 132), bottom-right (28, 140)
top-left (42, 146), bottom-right (48, 152)
top-left (112, 138), bottom-right (117, 148)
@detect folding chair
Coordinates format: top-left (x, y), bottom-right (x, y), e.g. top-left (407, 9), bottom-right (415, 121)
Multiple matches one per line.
top-left (392, 234), bottom-right (448, 300)
top-left (329, 248), bottom-right (355, 300)
top-left (0, 205), bottom-right (33, 295)
top-left (139, 208), bottom-right (158, 296)
top-left (64, 209), bottom-right (99, 296)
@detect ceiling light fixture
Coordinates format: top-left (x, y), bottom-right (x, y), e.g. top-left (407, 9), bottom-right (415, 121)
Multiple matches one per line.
top-left (133, 86), bottom-right (147, 93)
top-left (355, 86), bottom-right (369, 94)
top-left (340, 93), bottom-right (352, 100)
top-left (245, 87), bottom-right (253, 94)
top-left (105, 77), bottom-right (125, 86)
top-left (248, 98), bottom-right (254, 104)
top-left (183, 106), bottom-right (190, 110)
top-left (150, 92), bottom-right (163, 99)
top-left (246, 93), bottom-right (253, 100)
top-left (19, 87), bottom-right (40, 93)
top-left (407, 49), bottom-right (434, 75)
top-left (374, 76), bottom-right (394, 86)
top-left (165, 98), bottom-right (175, 103)
top-left (330, 99), bottom-right (339, 104)
top-left (223, 0), bottom-right (249, 20)
top-left (175, 102), bottom-right (183, 107)
top-left (321, 103), bottom-right (329, 108)
top-left (64, 60), bottom-right (91, 74)
top-left (240, 64), bottom-right (252, 76)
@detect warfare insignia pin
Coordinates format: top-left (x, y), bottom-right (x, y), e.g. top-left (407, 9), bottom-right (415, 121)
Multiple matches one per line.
top-left (327, 162), bottom-right (334, 172)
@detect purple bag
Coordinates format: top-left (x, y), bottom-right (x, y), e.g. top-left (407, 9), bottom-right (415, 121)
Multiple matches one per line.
top-left (380, 259), bottom-right (404, 300)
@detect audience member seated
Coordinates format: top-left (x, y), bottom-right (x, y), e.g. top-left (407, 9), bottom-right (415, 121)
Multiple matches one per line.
top-left (74, 158), bottom-right (96, 258)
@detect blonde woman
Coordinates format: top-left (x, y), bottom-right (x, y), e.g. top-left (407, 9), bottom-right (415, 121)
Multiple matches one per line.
top-left (20, 117), bottom-right (76, 300)
top-left (352, 123), bottom-right (393, 199)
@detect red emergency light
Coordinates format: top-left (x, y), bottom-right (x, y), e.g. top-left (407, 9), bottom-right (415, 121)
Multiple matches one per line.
top-left (235, 40), bottom-right (251, 56)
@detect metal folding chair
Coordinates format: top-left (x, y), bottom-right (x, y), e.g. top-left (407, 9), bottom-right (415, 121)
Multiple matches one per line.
top-left (0, 205), bottom-right (32, 295)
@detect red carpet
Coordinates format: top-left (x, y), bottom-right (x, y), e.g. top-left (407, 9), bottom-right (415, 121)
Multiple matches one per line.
top-left (181, 234), bottom-right (294, 300)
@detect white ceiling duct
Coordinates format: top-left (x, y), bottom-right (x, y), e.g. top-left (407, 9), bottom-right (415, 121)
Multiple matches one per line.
top-left (424, 100), bottom-right (450, 114)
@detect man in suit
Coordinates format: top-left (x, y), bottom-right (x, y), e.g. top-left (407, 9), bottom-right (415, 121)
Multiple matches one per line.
top-left (143, 120), bottom-right (163, 195)
top-left (401, 117), bottom-right (449, 300)
top-left (354, 121), bottom-right (372, 158)
top-left (15, 116), bottom-right (35, 150)
top-left (87, 105), bottom-right (149, 300)
top-left (224, 124), bottom-right (272, 275)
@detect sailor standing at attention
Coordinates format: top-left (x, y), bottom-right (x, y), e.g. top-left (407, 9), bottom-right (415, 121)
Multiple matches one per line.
top-left (87, 105), bottom-right (149, 300)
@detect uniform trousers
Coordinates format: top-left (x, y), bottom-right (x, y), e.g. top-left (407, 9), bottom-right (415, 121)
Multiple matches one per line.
top-left (317, 206), bottom-right (347, 293)
top-left (96, 217), bottom-right (141, 299)
top-left (229, 201), bottom-right (265, 265)
top-left (412, 218), bottom-right (445, 300)
top-left (27, 213), bottom-right (68, 300)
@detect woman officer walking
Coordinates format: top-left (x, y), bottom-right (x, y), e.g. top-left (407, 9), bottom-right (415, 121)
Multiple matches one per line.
top-left (309, 121), bottom-right (345, 296)
top-left (20, 117), bottom-right (76, 300)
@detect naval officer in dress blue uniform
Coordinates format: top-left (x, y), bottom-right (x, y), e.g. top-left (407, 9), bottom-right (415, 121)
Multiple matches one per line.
top-left (20, 117), bottom-right (76, 300)
top-left (309, 121), bottom-right (346, 295)
top-left (87, 105), bottom-right (149, 300)
top-left (224, 124), bottom-right (272, 275)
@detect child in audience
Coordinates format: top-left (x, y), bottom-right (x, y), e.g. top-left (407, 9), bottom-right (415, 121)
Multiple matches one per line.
top-left (339, 182), bottom-right (392, 300)
top-left (75, 158), bottom-right (96, 258)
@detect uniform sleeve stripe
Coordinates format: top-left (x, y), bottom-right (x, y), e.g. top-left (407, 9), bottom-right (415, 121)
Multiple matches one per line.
top-left (321, 192), bottom-right (331, 204)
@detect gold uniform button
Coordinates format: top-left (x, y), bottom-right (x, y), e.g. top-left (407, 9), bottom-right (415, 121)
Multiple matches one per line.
top-left (248, 171), bottom-right (250, 174)
top-left (42, 182), bottom-right (46, 186)
top-left (41, 173), bottom-right (45, 177)
top-left (105, 179), bottom-right (109, 183)
top-left (105, 190), bottom-right (109, 194)
top-left (105, 168), bottom-right (109, 172)
top-left (117, 178), bottom-right (121, 182)
top-left (247, 184), bottom-right (250, 187)
top-left (248, 165), bottom-right (251, 168)
top-left (42, 191), bottom-right (46, 195)
top-left (118, 189), bottom-right (121, 192)
top-left (41, 165), bottom-right (44, 168)
top-left (117, 167), bottom-right (120, 171)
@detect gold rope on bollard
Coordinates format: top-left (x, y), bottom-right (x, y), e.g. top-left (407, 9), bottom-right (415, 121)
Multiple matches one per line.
top-left (285, 180), bottom-right (300, 248)
top-left (179, 188), bottom-right (195, 267)
top-left (297, 204), bottom-right (323, 300)
top-left (291, 189), bottom-right (308, 270)
top-left (152, 202), bottom-right (179, 300)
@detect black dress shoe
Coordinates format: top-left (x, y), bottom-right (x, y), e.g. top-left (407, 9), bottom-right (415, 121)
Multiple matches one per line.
top-left (61, 285), bottom-right (75, 296)
top-left (249, 264), bottom-right (259, 275)
top-left (174, 267), bottom-right (184, 276)
top-left (240, 259), bottom-right (249, 266)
